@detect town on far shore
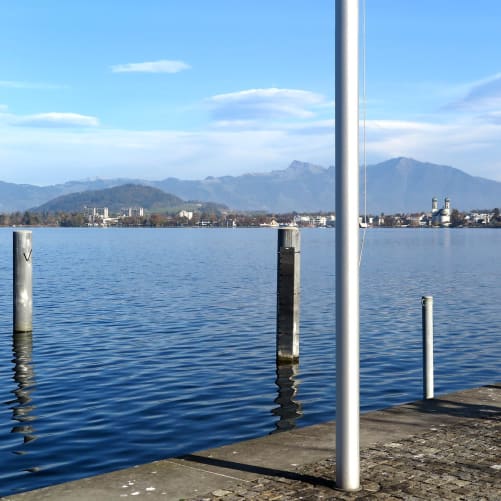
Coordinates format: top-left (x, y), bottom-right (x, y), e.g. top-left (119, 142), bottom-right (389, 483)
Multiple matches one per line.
top-left (2, 197), bottom-right (500, 228)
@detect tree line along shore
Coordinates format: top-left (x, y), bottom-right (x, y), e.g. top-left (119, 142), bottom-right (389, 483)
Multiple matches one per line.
top-left (1, 208), bottom-right (500, 228)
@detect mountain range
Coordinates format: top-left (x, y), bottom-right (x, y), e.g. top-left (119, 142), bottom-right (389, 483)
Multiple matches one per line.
top-left (1, 158), bottom-right (500, 214)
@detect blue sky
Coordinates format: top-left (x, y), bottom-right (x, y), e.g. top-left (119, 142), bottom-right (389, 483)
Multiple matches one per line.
top-left (1, 0), bottom-right (501, 185)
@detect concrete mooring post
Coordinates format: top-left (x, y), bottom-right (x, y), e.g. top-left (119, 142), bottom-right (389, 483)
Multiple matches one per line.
top-left (13, 231), bottom-right (33, 333)
top-left (422, 295), bottom-right (434, 400)
top-left (276, 227), bottom-right (300, 363)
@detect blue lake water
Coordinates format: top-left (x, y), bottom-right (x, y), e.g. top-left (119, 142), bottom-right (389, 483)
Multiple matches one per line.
top-left (0, 227), bottom-right (500, 496)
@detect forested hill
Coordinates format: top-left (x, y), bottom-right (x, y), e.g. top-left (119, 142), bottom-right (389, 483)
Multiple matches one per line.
top-left (32, 184), bottom-right (185, 212)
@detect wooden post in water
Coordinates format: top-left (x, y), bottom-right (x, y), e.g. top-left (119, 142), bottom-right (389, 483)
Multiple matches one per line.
top-left (276, 227), bottom-right (300, 363)
top-left (13, 231), bottom-right (33, 333)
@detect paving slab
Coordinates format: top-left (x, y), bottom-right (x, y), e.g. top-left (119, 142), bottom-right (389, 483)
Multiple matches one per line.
top-left (2, 383), bottom-right (499, 501)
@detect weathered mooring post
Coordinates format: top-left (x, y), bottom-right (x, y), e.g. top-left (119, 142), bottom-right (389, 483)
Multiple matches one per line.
top-left (13, 231), bottom-right (33, 333)
top-left (276, 227), bottom-right (300, 363)
top-left (422, 296), bottom-right (434, 399)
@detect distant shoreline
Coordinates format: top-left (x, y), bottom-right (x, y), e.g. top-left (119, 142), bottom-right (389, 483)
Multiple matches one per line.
top-left (2, 225), bottom-right (500, 230)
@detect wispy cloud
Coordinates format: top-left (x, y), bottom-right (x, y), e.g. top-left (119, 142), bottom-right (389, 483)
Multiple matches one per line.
top-left (1, 114), bottom-right (501, 185)
top-left (12, 112), bottom-right (99, 128)
top-left (363, 117), bottom-right (501, 180)
top-left (446, 73), bottom-right (501, 111)
top-left (0, 124), bottom-right (335, 184)
top-left (482, 111), bottom-right (501, 124)
top-left (111, 60), bottom-right (191, 74)
top-left (207, 88), bottom-right (326, 122)
top-left (0, 80), bottom-right (65, 90)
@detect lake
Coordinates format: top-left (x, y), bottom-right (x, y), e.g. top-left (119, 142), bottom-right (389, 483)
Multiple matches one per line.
top-left (0, 227), bottom-right (500, 496)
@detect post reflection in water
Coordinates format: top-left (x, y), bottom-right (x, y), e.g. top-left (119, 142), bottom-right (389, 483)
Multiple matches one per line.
top-left (9, 332), bottom-right (37, 448)
top-left (271, 362), bottom-right (302, 433)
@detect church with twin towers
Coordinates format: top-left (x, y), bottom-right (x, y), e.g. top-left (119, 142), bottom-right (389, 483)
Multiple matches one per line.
top-left (431, 197), bottom-right (451, 226)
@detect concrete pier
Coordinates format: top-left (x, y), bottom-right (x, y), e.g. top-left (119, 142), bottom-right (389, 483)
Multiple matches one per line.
top-left (3, 383), bottom-right (499, 500)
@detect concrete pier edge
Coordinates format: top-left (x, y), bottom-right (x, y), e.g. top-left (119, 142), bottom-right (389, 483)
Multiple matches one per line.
top-left (2, 382), bottom-right (500, 500)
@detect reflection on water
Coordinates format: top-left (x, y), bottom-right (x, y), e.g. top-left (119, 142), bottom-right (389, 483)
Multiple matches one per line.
top-left (271, 363), bottom-right (302, 433)
top-left (8, 332), bottom-right (37, 449)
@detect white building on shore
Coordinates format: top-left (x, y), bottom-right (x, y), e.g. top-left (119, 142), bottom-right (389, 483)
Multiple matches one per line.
top-left (121, 207), bottom-right (144, 217)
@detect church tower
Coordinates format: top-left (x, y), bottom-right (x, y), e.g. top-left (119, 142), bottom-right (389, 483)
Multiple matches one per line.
top-left (444, 197), bottom-right (450, 212)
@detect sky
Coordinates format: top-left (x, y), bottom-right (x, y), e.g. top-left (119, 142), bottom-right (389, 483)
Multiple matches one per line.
top-left (1, 0), bottom-right (501, 185)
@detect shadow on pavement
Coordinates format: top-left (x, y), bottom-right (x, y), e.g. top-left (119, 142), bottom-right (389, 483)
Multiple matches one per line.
top-left (180, 454), bottom-right (336, 489)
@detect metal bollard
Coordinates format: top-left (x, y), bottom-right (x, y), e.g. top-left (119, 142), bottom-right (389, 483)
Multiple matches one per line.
top-left (13, 231), bottom-right (33, 333)
top-left (422, 296), bottom-right (434, 399)
top-left (276, 227), bottom-right (300, 363)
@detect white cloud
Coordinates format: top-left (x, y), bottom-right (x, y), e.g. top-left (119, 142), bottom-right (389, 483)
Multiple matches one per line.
top-left (0, 104), bottom-right (7, 111)
top-left (111, 60), bottom-right (191, 74)
top-left (0, 80), bottom-right (65, 90)
top-left (12, 112), bottom-right (99, 128)
top-left (207, 88), bottom-right (326, 122)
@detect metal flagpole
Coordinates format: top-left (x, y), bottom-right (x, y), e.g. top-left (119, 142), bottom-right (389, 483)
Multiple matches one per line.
top-left (335, 0), bottom-right (360, 491)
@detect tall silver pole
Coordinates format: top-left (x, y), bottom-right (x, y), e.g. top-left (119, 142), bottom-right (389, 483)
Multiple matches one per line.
top-left (422, 296), bottom-right (434, 399)
top-left (335, 0), bottom-right (360, 491)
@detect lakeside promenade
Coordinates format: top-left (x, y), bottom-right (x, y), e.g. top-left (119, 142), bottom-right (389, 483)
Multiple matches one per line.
top-left (3, 383), bottom-right (499, 500)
